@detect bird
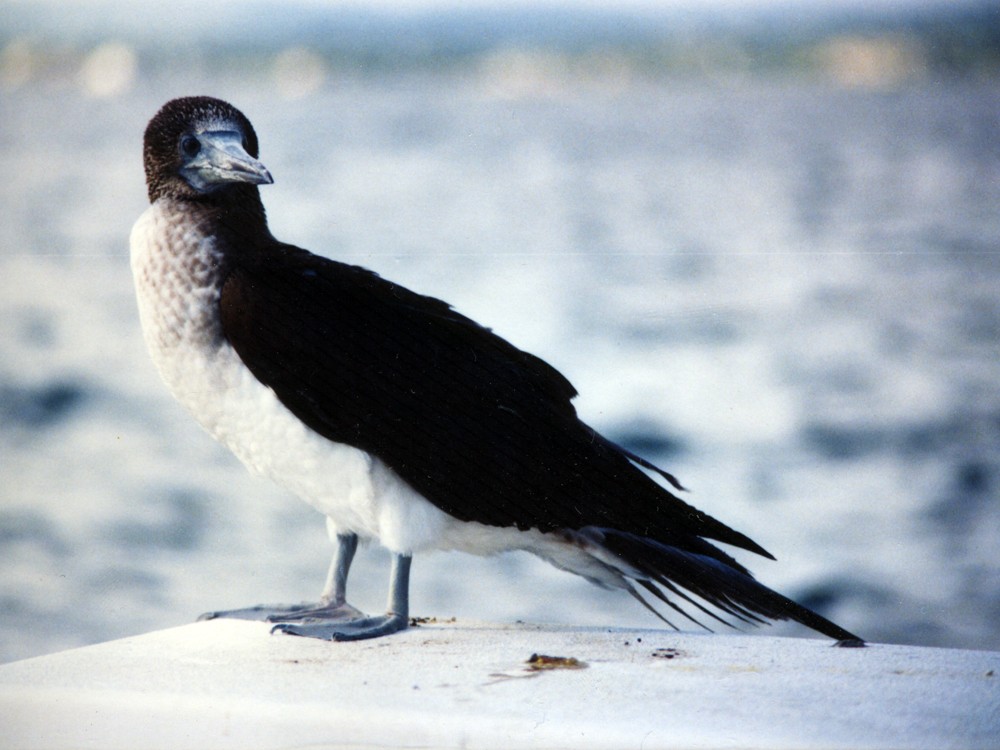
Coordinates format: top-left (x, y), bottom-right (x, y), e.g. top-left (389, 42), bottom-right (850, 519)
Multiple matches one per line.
top-left (130, 95), bottom-right (864, 646)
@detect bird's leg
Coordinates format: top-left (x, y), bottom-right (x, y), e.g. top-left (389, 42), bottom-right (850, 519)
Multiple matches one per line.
top-left (272, 553), bottom-right (411, 641)
top-left (198, 533), bottom-right (364, 623)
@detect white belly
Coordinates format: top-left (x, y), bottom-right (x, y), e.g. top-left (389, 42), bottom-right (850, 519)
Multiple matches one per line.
top-left (128, 201), bottom-right (458, 554)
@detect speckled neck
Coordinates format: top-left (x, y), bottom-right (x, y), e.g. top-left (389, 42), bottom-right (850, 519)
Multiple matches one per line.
top-left (131, 199), bottom-right (230, 358)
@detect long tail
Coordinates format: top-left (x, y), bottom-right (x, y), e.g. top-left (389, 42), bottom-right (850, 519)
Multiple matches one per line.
top-left (591, 528), bottom-right (865, 646)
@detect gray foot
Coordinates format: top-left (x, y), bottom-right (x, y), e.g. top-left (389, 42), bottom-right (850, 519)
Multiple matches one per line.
top-left (271, 612), bottom-right (409, 642)
top-left (198, 601), bottom-right (364, 623)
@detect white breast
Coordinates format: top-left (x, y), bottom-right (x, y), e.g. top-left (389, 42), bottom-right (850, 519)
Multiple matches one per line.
top-left (129, 200), bottom-right (460, 554)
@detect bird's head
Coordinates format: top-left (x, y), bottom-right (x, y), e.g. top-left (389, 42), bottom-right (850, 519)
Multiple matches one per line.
top-left (143, 96), bottom-right (273, 203)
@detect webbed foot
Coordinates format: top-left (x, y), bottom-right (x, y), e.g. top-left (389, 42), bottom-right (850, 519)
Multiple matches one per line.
top-left (198, 600), bottom-right (365, 623)
top-left (271, 612), bottom-right (409, 642)
top-left (198, 603), bottom-right (308, 622)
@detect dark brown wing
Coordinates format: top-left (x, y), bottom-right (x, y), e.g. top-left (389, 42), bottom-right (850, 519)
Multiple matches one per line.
top-left (219, 242), bottom-right (771, 561)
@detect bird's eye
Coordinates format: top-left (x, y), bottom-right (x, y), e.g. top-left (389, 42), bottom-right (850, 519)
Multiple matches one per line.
top-left (180, 135), bottom-right (200, 157)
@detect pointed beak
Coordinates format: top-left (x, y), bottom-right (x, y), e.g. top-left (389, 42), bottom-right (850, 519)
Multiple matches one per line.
top-left (180, 131), bottom-right (273, 192)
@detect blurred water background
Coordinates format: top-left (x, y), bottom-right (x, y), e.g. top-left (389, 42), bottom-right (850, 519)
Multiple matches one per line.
top-left (2, 0), bottom-right (999, 663)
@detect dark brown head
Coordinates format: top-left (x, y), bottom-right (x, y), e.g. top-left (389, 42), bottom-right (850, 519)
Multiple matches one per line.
top-left (142, 96), bottom-right (273, 203)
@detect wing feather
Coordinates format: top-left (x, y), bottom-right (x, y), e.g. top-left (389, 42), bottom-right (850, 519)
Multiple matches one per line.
top-left (219, 244), bottom-right (770, 558)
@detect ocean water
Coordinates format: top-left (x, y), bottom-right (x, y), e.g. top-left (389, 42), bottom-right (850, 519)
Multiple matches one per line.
top-left (2, 69), bottom-right (999, 663)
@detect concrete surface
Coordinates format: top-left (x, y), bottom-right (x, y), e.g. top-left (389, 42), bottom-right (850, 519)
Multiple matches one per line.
top-left (0, 619), bottom-right (997, 749)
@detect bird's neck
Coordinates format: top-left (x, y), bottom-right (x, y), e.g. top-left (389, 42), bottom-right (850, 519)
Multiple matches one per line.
top-left (202, 185), bottom-right (272, 249)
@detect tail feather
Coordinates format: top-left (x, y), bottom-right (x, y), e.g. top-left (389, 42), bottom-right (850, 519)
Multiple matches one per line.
top-left (636, 578), bottom-right (711, 630)
top-left (660, 575), bottom-right (766, 626)
top-left (597, 528), bottom-right (865, 645)
top-left (598, 434), bottom-right (777, 562)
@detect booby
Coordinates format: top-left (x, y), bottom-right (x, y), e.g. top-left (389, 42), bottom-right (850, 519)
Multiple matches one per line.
top-left (131, 96), bottom-right (863, 645)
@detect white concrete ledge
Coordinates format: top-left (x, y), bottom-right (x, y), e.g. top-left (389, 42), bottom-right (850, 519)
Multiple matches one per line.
top-left (1, 619), bottom-right (997, 749)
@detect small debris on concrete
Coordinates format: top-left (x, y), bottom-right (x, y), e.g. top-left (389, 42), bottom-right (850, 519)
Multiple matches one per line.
top-left (651, 648), bottom-right (685, 660)
top-left (526, 653), bottom-right (587, 671)
top-left (408, 616), bottom-right (457, 627)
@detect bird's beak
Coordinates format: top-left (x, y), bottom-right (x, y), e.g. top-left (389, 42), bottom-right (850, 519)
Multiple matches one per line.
top-left (180, 131), bottom-right (274, 193)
